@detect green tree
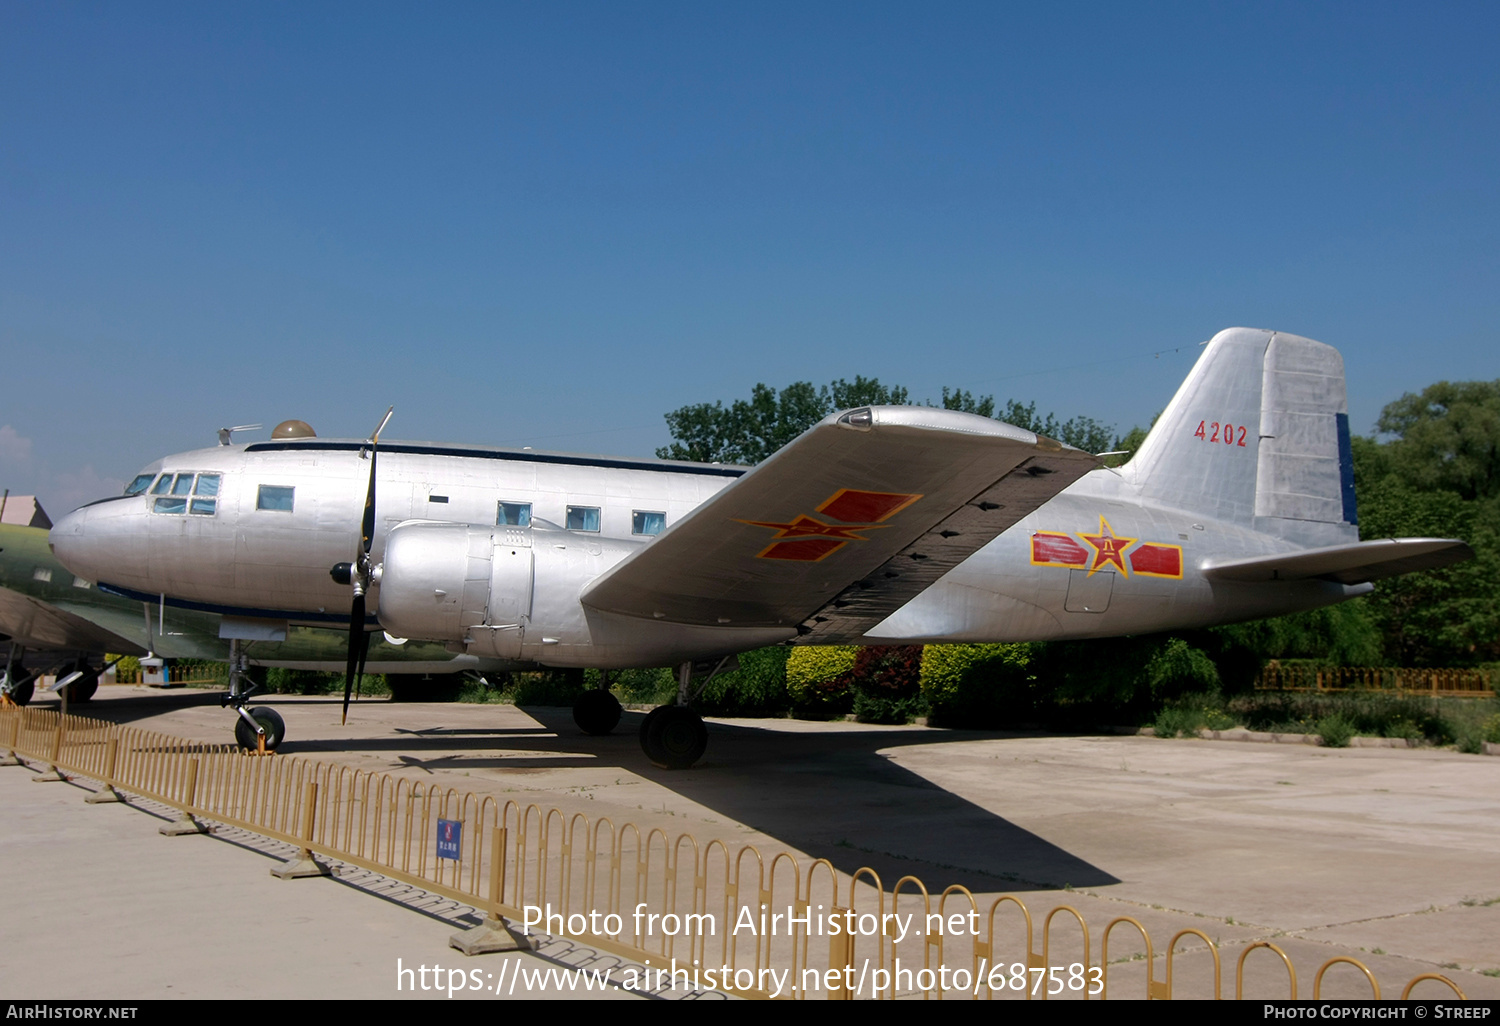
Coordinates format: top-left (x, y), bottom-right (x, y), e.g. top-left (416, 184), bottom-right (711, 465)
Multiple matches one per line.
top-left (656, 377), bottom-right (910, 465)
top-left (1350, 386), bottom-right (1500, 665)
top-left (1374, 380), bottom-right (1500, 501)
top-left (661, 378), bottom-right (1127, 464)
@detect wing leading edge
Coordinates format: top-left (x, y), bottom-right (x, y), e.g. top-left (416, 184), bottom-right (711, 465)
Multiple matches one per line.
top-left (581, 406), bottom-right (1100, 639)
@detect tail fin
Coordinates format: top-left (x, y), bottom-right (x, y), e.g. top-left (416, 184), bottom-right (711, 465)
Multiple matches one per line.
top-left (1122, 327), bottom-right (1359, 547)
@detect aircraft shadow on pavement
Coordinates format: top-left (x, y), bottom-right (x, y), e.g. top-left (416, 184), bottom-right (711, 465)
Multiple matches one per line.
top-left (55, 692), bottom-right (1117, 892)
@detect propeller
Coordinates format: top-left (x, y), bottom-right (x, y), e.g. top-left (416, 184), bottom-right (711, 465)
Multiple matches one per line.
top-left (331, 407), bottom-right (393, 725)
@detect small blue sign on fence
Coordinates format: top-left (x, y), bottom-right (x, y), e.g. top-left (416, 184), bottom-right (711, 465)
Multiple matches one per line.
top-left (437, 818), bottom-right (462, 861)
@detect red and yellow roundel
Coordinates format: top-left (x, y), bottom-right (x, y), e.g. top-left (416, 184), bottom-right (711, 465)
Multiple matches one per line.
top-left (738, 489), bottom-right (922, 562)
top-left (1030, 516), bottom-right (1183, 579)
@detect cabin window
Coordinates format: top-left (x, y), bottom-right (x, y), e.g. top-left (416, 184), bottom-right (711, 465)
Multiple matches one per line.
top-left (497, 502), bottom-right (532, 527)
top-left (125, 474), bottom-right (155, 496)
top-left (257, 485), bottom-right (295, 512)
top-left (150, 475), bottom-right (173, 495)
top-left (566, 505), bottom-right (600, 532)
top-left (170, 474), bottom-right (195, 496)
top-left (632, 511), bottom-right (666, 536)
top-left (153, 496), bottom-right (188, 514)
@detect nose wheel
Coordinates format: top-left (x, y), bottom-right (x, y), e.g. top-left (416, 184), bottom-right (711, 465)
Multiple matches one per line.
top-left (233, 706), bottom-right (285, 752)
top-left (221, 638), bottom-right (284, 752)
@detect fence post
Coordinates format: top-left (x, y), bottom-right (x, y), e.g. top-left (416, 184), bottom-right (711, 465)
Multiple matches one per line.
top-left (0, 708), bottom-right (20, 766)
top-left (450, 825), bottom-right (531, 955)
top-left (86, 736), bottom-right (126, 804)
top-left (272, 780), bottom-right (332, 879)
top-left (160, 757), bottom-right (209, 835)
top-left (32, 710), bottom-right (69, 782)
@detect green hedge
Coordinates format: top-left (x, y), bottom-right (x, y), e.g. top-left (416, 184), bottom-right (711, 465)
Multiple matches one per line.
top-left (921, 643), bottom-right (1036, 727)
top-left (785, 646), bottom-right (858, 718)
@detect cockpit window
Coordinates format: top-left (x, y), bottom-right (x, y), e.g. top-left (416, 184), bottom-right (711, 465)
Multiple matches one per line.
top-left (148, 472), bottom-right (219, 515)
top-left (257, 485), bottom-right (295, 512)
top-left (125, 474), bottom-right (156, 496)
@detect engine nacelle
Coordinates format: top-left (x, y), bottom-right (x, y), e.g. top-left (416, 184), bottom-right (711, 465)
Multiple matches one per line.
top-left (376, 521), bottom-right (535, 655)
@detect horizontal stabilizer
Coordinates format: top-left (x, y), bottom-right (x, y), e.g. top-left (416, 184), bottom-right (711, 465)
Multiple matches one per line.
top-left (1201, 538), bottom-right (1473, 585)
top-left (582, 406), bottom-right (1100, 636)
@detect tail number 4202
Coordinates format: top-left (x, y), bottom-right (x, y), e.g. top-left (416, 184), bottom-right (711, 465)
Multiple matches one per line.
top-left (1194, 421), bottom-right (1247, 447)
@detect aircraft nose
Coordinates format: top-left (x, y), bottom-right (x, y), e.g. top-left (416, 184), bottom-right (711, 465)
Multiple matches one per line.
top-left (50, 500), bottom-right (147, 586)
top-left (49, 507), bottom-right (94, 573)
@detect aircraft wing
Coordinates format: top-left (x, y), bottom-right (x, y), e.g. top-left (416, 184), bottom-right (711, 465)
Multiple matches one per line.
top-left (1201, 538), bottom-right (1474, 585)
top-left (0, 585), bottom-right (147, 654)
top-left (582, 406), bottom-right (1100, 641)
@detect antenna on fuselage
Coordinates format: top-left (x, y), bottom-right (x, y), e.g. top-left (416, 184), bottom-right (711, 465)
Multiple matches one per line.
top-left (217, 424), bottom-right (263, 446)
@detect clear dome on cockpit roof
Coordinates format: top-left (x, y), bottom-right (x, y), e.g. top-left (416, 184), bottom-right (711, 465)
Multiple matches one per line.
top-left (271, 420), bottom-right (317, 439)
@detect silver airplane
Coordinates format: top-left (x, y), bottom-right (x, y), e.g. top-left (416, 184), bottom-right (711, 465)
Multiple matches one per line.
top-left (49, 328), bottom-right (1472, 766)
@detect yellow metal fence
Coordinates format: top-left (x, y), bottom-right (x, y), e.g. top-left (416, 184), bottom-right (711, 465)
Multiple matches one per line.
top-left (1256, 663), bottom-right (1494, 696)
top-left (0, 704), bottom-right (1470, 1001)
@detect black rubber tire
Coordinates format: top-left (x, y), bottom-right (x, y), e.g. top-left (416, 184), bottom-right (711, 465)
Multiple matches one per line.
top-left (5, 676), bottom-right (33, 707)
top-left (642, 705), bottom-right (707, 770)
top-left (573, 689), bottom-right (622, 736)
top-left (233, 706), bottom-right (286, 752)
top-left (64, 675), bottom-right (98, 703)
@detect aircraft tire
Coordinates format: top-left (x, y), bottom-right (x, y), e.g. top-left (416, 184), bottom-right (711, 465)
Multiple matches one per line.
top-left (65, 673), bottom-right (98, 703)
top-left (573, 689), bottom-right (622, 736)
top-left (233, 707), bottom-right (286, 752)
top-left (641, 705), bottom-right (707, 770)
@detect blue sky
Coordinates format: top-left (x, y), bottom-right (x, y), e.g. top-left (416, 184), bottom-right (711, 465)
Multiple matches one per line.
top-left (3, 2), bottom-right (1497, 516)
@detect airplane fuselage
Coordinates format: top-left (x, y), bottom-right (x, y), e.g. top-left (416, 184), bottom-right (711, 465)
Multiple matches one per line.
top-left (51, 437), bottom-right (1365, 669)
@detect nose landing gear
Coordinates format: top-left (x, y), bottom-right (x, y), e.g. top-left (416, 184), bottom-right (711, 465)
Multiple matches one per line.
top-left (221, 639), bottom-right (282, 753)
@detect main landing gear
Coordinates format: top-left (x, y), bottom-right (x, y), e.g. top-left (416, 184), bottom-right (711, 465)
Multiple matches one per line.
top-left (2, 645), bottom-right (36, 707)
top-left (222, 639), bottom-right (283, 753)
top-left (635, 658), bottom-right (734, 770)
top-left (569, 662), bottom-right (716, 769)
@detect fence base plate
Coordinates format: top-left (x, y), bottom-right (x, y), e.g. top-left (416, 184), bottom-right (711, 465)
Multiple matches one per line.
top-left (159, 814), bottom-right (209, 836)
top-left (86, 785), bottom-right (126, 804)
top-left (450, 916), bottom-right (532, 955)
top-left (271, 848), bottom-right (331, 879)
top-left (31, 765), bottom-right (68, 782)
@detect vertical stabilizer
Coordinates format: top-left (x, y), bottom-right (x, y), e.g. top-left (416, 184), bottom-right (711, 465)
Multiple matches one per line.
top-left (1123, 327), bottom-right (1268, 527)
top-left (1123, 327), bottom-right (1359, 546)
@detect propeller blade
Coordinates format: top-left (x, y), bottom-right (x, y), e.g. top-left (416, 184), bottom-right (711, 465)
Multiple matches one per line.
top-left (343, 592), bottom-right (365, 725)
top-left (360, 407), bottom-right (391, 557)
top-left (354, 628), bottom-right (371, 706)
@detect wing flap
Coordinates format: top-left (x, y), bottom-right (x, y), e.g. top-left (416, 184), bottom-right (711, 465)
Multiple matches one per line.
top-left (582, 406), bottom-right (1099, 629)
top-left (1201, 538), bottom-right (1473, 585)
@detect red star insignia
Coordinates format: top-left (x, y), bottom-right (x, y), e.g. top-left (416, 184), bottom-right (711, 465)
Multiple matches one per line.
top-left (736, 514), bottom-right (887, 541)
top-left (1077, 516), bottom-right (1135, 576)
